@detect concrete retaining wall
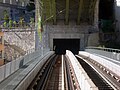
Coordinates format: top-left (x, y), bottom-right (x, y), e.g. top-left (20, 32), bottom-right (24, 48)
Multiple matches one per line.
top-left (0, 65), bottom-right (5, 82)
top-left (15, 51), bottom-right (54, 90)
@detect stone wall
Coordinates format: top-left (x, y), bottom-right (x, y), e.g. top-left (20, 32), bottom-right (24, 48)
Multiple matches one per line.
top-left (4, 31), bottom-right (35, 51)
top-left (3, 28), bottom-right (35, 61)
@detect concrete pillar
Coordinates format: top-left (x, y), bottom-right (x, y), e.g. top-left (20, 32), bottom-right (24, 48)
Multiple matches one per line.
top-left (80, 37), bottom-right (85, 51)
top-left (94, 0), bottom-right (99, 31)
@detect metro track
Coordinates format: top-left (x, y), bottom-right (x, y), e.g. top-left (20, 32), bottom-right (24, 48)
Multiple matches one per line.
top-left (27, 55), bottom-right (78, 90)
top-left (27, 54), bottom-right (57, 90)
top-left (27, 53), bottom-right (120, 90)
top-left (76, 55), bottom-right (120, 90)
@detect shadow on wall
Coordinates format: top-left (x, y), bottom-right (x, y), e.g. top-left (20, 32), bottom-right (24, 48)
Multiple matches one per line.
top-left (19, 58), bottom-right (29, 68)
top-left (19, 58), bottom-right (24, 68)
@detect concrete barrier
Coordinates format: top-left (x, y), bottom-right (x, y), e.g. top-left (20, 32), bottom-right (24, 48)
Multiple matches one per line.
top-left (5, 62), bottom-right (11, 78)
top-left (0, 57), bottom-right (22, 82)
top-left (0, 49), bottom-right (50, 84)
top-left (81, 73), bottom-right (98, 90)
top-left (80, 73), bottom-right (89, 89)
top-left (24, 52), bottom-right (34, 65)
top-left (1, 51), bottom-right (54, 90)
top-left (23, 50), bottom-right (43, 65)
top-left (15, 58), bottom-right (22, 70)
top-left (85, 79), bottom-right (98, 90)
top-left (15, 51), bottom-right (54, 90)
top-left (10, 60), bottom-right (16, 74)
top-left (23, 55), bottom-right (29, 65)
top-left (66, 50), bottom-right (98, 90)
top-left (0, 65), bottom-right (5, 82)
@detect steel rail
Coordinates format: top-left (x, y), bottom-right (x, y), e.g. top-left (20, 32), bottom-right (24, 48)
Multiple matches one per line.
top-left (65, 55), bottom-right (81, 90)
top-left (27, 55), bottom-right (80, 90)
top-left (27, 54), bottom-right (56, 90)
top-left (64, 55), bottom-right (77, 90)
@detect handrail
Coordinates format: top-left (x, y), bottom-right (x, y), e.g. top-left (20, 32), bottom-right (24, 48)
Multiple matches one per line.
top-left (0, 28), bottom-right (35, 32)
top-left (86, 47), bottom-right (120, 53)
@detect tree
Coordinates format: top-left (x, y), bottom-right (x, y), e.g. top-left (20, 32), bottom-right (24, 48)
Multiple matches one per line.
top-left (3, 10), bottom-right (9, 23)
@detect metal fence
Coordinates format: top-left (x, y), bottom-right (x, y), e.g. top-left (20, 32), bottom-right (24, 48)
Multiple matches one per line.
top-left (86, 47), bottom-right (120, 61)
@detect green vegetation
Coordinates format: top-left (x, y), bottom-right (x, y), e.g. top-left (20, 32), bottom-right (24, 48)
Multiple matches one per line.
top-left (1, 9), bottom-right (35, 28)
top-left (3, 10), bottom-right (9, 23)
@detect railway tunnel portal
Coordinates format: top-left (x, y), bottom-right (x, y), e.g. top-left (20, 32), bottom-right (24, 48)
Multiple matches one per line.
top-left (35, 0), bottom-right (100, 54)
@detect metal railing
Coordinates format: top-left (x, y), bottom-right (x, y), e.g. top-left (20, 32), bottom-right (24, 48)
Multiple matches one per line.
top-left (0, 23), bottom-right (35, 29)
top-left (86, 47), bottom-right (120, 61)
top-left (86, 47), bottom-right (120, 53)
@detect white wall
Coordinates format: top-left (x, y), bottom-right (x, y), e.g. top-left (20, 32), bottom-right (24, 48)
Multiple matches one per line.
top-left (115, 0), bottom-right (120, 32)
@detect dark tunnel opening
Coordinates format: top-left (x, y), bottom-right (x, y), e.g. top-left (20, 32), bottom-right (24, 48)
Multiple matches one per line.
top-left (99, 0), bottom-right (115, 33)
top-left (53, 39), bottom-right (80, 55)
top-left (99, 0), bottom-right (114, 20)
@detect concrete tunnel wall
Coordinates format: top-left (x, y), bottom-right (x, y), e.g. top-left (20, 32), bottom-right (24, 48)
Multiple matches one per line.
top-left (35, 0), bottom-right (99, 51)
top-left (38, 21), bottom-right (99, 53)
top-left (47, 23), bottom-right (89, 51)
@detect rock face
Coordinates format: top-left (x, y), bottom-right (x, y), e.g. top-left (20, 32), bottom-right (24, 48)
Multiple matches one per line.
top-left (3, 29), bottom-right (35, 62)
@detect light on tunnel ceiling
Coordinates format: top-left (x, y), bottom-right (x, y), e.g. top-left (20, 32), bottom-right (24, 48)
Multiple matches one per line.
top-left (117, 0), bottom-right (120, 6)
